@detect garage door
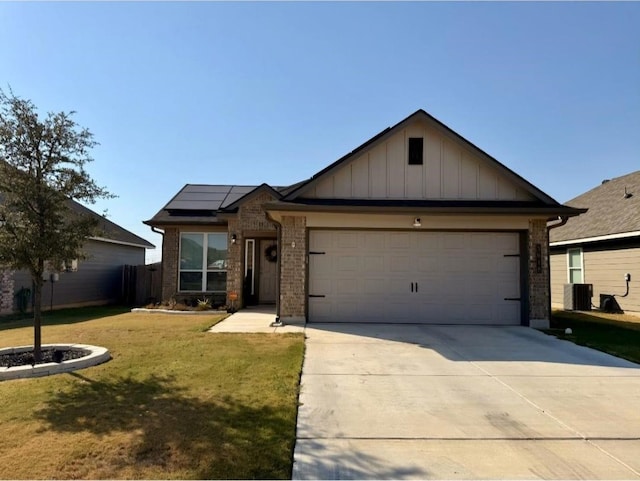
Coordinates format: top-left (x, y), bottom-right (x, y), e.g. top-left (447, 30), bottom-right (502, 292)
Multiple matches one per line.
top-left (308, 230), bottom-right (521, 324)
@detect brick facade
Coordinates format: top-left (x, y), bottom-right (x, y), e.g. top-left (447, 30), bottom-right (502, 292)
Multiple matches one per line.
top-left (161, 227), bottom-right (179, 302)
top-left (160, 192), bottom-right (277, 307)
top-left (528, 219), bottom-right (550, 327)
top-left (0, 269), bottom-right (14, 315)
top-left (279, 215), bottom-right (306, 319)
top-left (226, 192), bottom-right (277, 307)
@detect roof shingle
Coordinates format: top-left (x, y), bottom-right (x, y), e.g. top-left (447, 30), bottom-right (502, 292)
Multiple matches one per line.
top-left (549, 171), bottom-right (640, 243)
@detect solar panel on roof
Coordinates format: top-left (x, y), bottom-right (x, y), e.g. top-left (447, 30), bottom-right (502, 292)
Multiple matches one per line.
top-left (183, 185), bottom-right (234, 194)
top-left (177, 193), bottom-right (228, 201)
top-left (166, 200), bottom-right (222, 210)
top-left (164, 184), bottom-right (260, 211)
top-left (229, 186), bottom-right (257, 193)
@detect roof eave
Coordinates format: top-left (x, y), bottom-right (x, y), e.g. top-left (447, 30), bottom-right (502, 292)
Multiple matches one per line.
top-left (264, 201), bottom-right (584, 217)
top-left (550, 230), bottom-right (640, 247)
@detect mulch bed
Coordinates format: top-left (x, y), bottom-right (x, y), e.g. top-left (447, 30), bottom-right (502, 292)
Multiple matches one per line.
top-left (0, 349), bottom-right (87, 368)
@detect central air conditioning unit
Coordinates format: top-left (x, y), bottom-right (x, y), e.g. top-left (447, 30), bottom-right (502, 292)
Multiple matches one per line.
top-left (563, 283), bottom-right (593, 311)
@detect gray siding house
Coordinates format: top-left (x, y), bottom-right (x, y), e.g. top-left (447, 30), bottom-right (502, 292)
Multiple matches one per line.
top-left (1, 201), bottom-right (154, 315)
top-left (550, 171), bottom-right (640, 314)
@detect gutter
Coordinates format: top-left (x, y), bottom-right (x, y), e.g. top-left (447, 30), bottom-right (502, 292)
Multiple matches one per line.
top-left (545, 216), bottom-right (569, 322)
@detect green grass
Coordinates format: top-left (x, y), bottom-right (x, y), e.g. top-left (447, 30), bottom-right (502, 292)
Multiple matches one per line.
top-left (546, 309), bottom-right (640, 364)
top-left (0, 306), bottom-right (305, 479)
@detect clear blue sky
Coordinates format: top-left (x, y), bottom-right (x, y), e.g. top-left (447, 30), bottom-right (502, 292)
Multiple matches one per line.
top-left (1, 2), bottom-right (639, 263)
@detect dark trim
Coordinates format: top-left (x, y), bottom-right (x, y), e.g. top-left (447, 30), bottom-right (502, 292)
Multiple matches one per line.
top-left (304, 227), bottom-right (310, 321)
top-left (264, 210), bottom-right (283, 323)
top-left (144, 218), bottom-right (229, 227)
top-left (519, 231), bottom-right (529, 326)
top-left (265, 200), bottom-right (584, 217)
top-left (220, 183), bottom-right (282, 212)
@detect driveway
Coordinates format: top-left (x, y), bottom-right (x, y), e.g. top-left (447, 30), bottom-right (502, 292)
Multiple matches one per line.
top-left (292, 324), bottom-right (640, 480)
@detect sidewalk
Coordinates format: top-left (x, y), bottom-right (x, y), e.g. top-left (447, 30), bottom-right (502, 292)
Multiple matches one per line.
top-left (208, 305), bottom-right (306, 333)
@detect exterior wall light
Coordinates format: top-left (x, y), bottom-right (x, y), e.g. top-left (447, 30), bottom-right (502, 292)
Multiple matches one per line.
top-left (291, 241), bottom-right (296, 248)
top-left (412, 217), bottom-right (421, 228)
top-left (231, 234), bottom-right (237, 244)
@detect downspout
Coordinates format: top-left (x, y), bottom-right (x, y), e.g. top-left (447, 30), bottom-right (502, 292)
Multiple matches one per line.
top-left (546, 216), bottom-right (569, 323)
top-left (265, 211), bottom-right (283, 326)
top-left (150, 226), bottom-right (165, 301)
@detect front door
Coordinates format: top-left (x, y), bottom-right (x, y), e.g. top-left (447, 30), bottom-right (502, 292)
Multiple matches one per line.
top-left (258, 239), bottom-right (277, 304)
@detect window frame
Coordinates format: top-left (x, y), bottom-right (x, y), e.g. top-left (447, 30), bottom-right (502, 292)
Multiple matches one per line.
top-left (178, 232), bottom-right (228, 293)
top-left (408, 137), bottom-right (424, 165)
top-left (566, 247), bottom-right (584, 284)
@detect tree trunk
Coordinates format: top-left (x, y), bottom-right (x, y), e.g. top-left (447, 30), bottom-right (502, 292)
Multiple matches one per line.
top-left (33, 276), bottom-right (43, 363)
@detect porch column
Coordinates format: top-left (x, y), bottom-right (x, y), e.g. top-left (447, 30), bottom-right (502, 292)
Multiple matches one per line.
top-left (528, 219), bottom-right (550, 328)
top-left (279, 215), bottom-right (306, 321)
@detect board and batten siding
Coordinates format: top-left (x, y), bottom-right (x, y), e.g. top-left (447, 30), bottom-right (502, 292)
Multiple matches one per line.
top-left (306, 121), bottom-right (536, 201)
top-left (12, 239), bottom-right (145, 312)
top-left (550, 246), bottom-right (640, 313)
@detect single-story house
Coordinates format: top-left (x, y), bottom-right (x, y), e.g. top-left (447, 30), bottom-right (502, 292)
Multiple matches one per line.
top-left (550, 171), bottom-right (639, 314)
top-left (0, 200), bottom-right (155, 315)
top-left (145, 109), bottom-right (583, 328)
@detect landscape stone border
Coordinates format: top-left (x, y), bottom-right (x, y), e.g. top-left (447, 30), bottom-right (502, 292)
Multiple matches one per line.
top-left (0, 344), bottom-right (110, 381)
top-left (131, 308), bottom-right (227, 315)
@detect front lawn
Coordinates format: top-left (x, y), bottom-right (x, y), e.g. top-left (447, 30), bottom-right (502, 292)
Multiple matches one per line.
top-left (0, 307), bottom-right (305, 479)
top-left (547, 309), bottom-right (640, 364)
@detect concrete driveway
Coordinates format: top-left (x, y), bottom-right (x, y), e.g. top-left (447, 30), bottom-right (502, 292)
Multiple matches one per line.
top-left (292, 324), bottom-right (640, 480)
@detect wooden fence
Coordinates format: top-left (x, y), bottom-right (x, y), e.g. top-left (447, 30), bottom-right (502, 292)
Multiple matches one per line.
top-left (122, 263), bottom-right (162, 306)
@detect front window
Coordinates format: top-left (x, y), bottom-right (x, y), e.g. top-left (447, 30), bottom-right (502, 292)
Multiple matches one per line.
top-left (567, 248), bottom-right (583, 283)
top-left (179, 233), bottom-right (227, 292)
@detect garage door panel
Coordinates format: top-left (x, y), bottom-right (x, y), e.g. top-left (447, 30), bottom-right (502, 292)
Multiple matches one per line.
top-left (335, 256), bottom-right (357, 272)
top-left (336, 279), bottom-right (359, 295)
top-left (308, 230), bottom-right (521, 324)
top-left (389, 279), bottom-right (412, 296)
top-left (362, 256), bottom-right (384, 272)
top-left (336, 232), bottom-right (358, 248)
top-left (388, 232), bottom-right (411, 249)
top-left (416, 255), bottom-right (440, 272)
top-left (390, 256), bottom-right (412, 273)
top-left (363, 278), bottom-right (386, 295)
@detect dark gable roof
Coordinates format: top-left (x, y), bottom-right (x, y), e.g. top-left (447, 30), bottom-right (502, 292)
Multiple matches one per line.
top-left (550, 170), bottom-right (640, 244)
top-left (148, 108), bottom-right (585, 225)
top-left (145, 183), bottom-right (287, 226)
top-left (0, 191), bottom-right (154, 249)
top-left (67, 200), bottom-right (155, 249)
top-left (282, 109), bottom-right (561, 206)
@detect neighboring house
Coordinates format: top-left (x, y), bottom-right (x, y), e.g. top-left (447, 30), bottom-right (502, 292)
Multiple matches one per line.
top-left (550, 171), bottom-right (640, 314)
top-left (145, 109), bottom-right (582, 328)
top-left (0, 200), bottom-right (154, 315)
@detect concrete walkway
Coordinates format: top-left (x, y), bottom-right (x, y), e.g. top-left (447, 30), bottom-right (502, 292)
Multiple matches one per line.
top-left (207, 306), bottom-right (305, 333)
top-left (293, 324), bottom-right (640, 480)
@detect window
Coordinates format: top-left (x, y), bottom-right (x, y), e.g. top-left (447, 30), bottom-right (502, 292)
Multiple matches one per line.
top-left (408, 137), bottom-right (423, 165)
top-left (179, 233), bottom-right (228, 292)
top-left (567, 248), bottom-right (583, 283)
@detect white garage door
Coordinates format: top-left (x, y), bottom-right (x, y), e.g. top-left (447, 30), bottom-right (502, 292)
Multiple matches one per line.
top-left (308, 230), bottom-right (521, 324)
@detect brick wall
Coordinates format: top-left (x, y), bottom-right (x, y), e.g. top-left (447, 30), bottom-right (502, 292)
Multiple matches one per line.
top-left (160, 193), bottom-right (277, 305)
top-left (279, 215), bottom-right (306, 319)
top-left (528, 219), bottom-right (550, 325)
top-left (226, 192), bottom-right (277, 307)
top-left (161, 227), bottom-right (179, 302)
top-left (0, 269), bottom-right (14, 315)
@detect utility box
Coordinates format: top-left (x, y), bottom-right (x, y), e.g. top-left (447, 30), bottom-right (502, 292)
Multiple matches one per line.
top-left (599, 294), bottom-right (622, 313)
top-left (563, 283), bottom-right (592, 311)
